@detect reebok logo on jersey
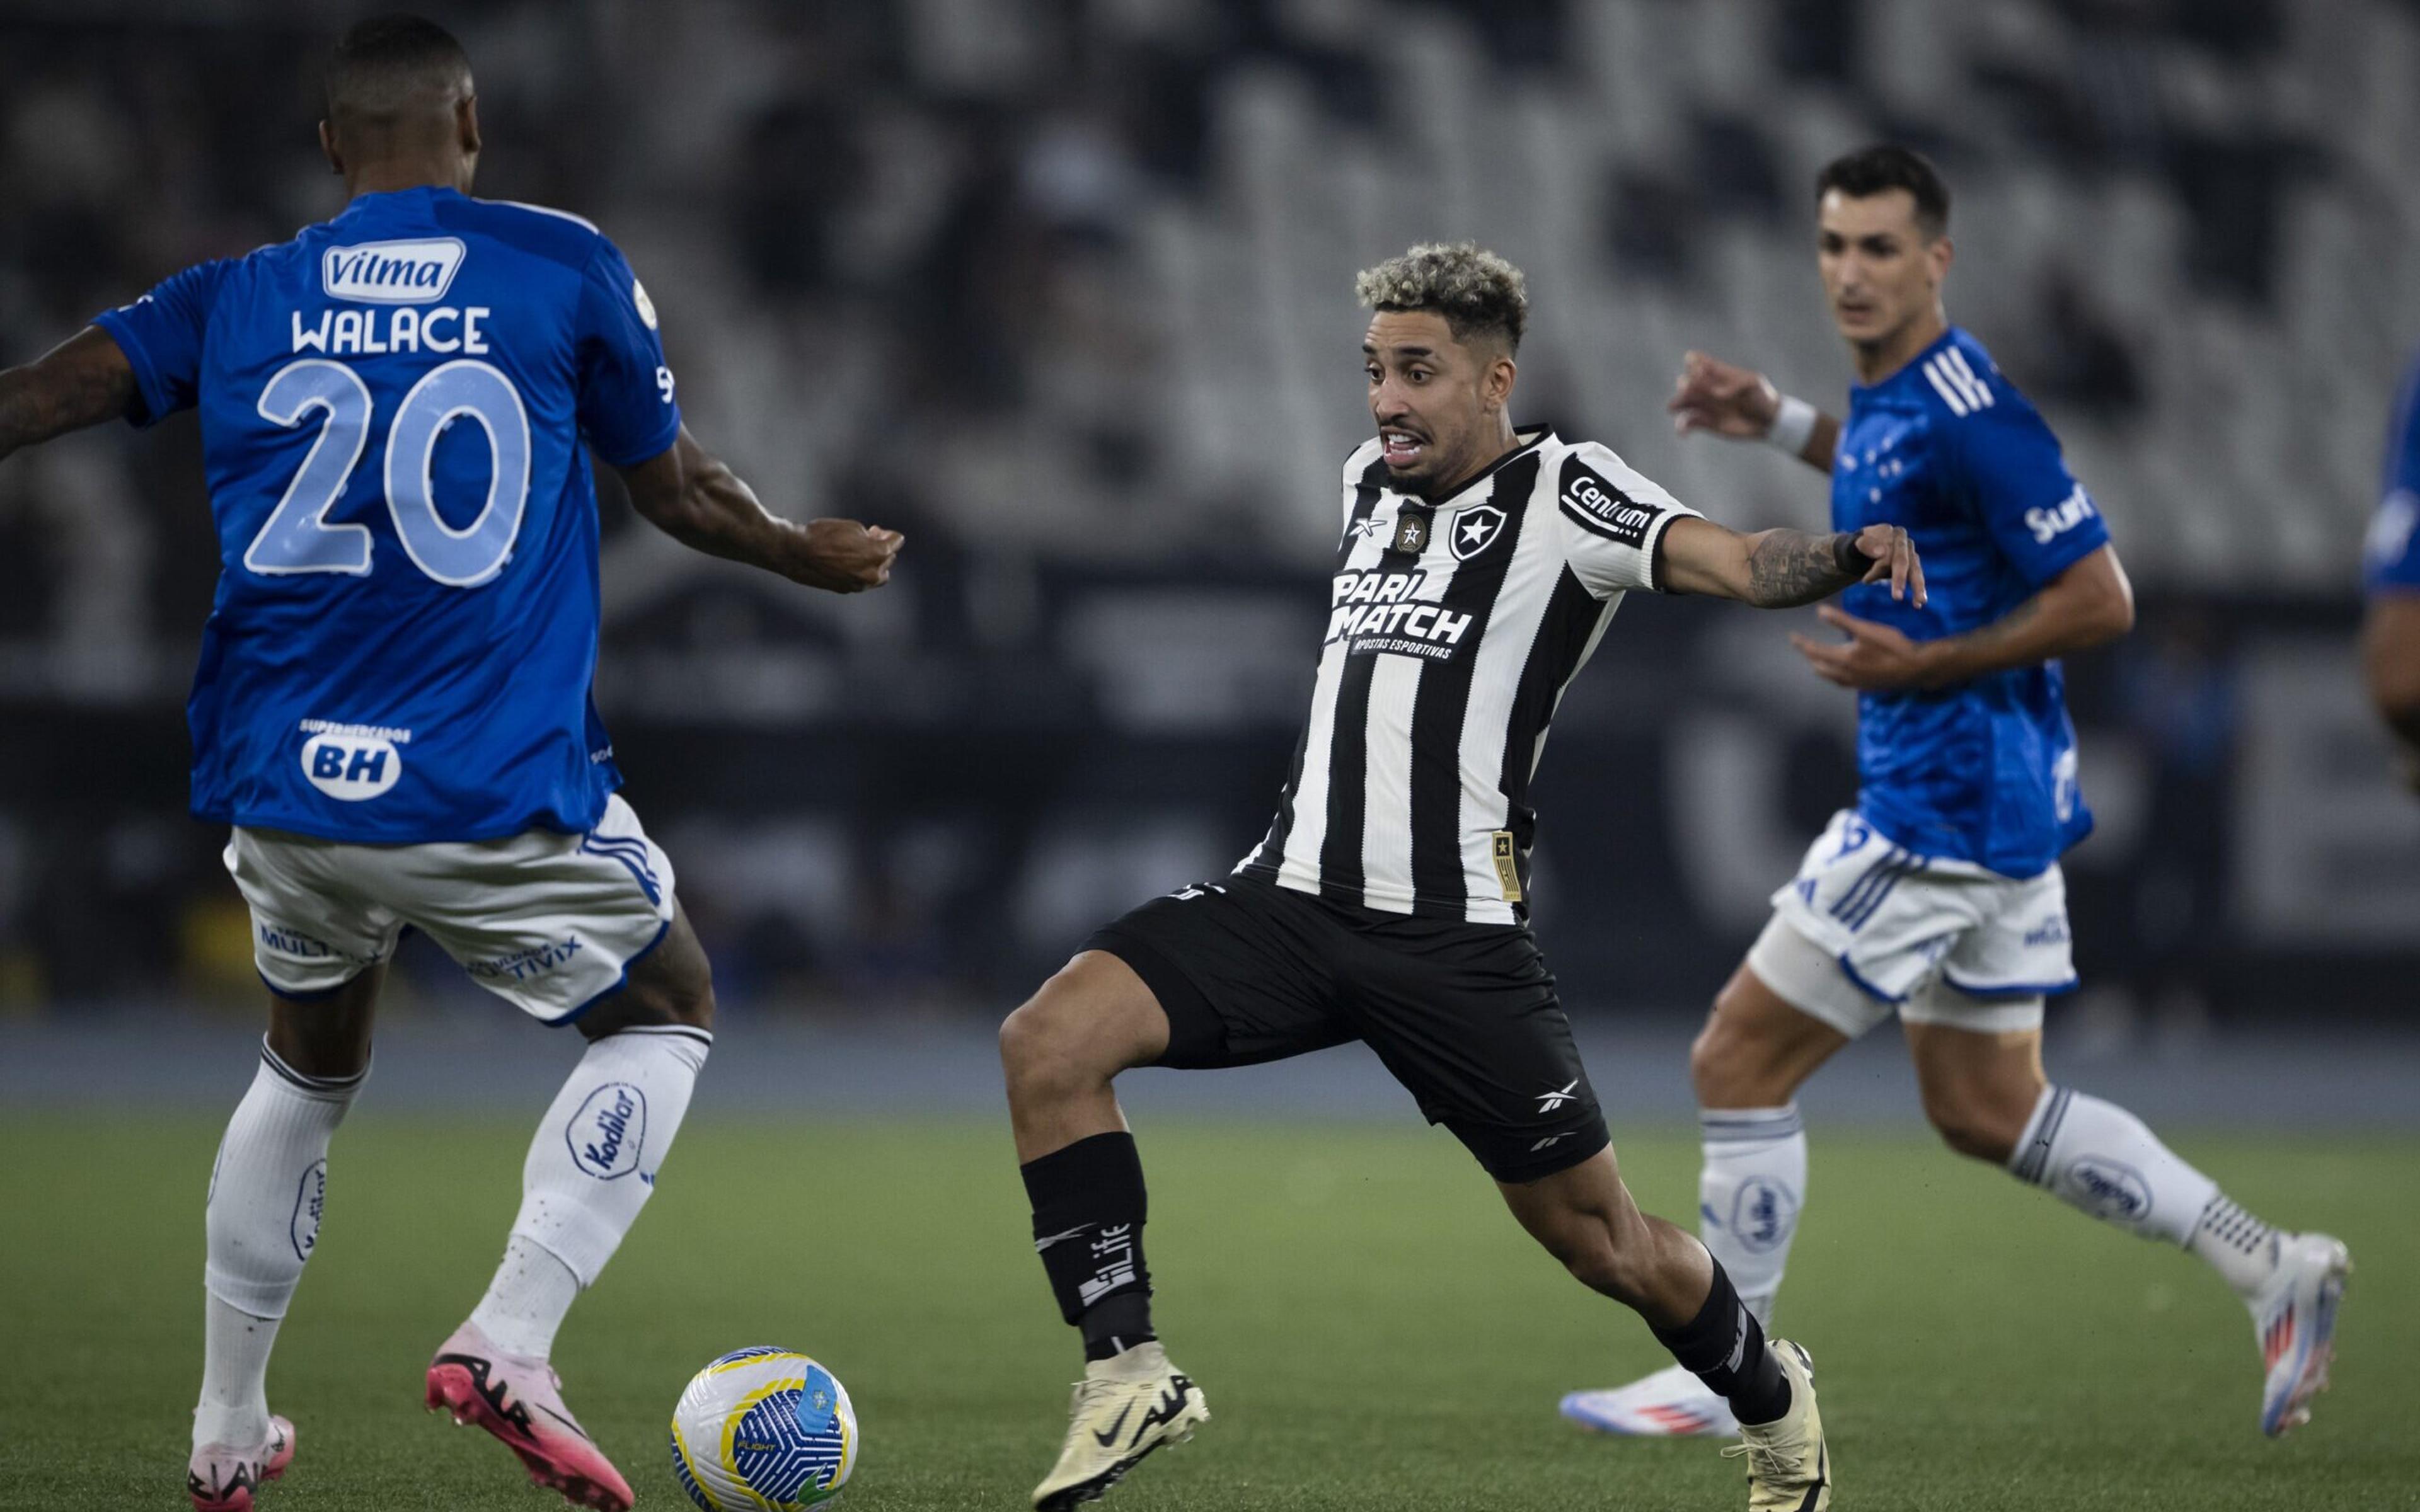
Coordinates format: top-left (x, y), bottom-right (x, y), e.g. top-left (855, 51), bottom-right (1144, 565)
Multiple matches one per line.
top-left (2025, 483), bottom-right (2099, 544)
top-left (322, 238), bottom-right (466, 303)
top-left (1557, 463), bottom-right (1662, 548)
top-left (1536, 1079), bottom-right (1581, 1113)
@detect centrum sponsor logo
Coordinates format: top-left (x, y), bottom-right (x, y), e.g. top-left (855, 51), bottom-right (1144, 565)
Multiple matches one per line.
top-left (321, 238), bottom-right (466, 303)
top-left (1559, 468), bottom-right (1662, 546)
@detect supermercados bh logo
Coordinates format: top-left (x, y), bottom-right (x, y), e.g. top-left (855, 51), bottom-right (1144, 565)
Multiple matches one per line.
top-left (299, 719), bottom-right (409, 801)
top-left (323, 238), bottom-right (466, 303)
top-left (568, 1082), bottom-right (647, 1180)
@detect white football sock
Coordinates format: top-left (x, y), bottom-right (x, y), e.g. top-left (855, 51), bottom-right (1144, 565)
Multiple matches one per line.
top-left (477, 1025), bottom-right (710, 1346)
top-left (195, 1042), bottom-right (366, 1448)
top-left (468, 1234), bottom-right (582, 1360)
top-left (1697, 1104), bottom-right (1805, 1329)
top-left (2008, 1085), bottom-right (2279, 1295)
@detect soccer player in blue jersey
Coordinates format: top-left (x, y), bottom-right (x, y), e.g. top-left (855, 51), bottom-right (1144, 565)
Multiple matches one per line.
top-left (2362, 354), bottom-right (2420, 784)
top-left (0, 18), bottom-right (899, 1511)
top-left (1561, 146), bottom-right (2348, 1442)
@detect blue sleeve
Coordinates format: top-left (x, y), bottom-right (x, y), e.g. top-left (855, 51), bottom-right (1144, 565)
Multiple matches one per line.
top-left (2365, 360), bottom-right (2420, 595)
top-left (1950, 398), bottom-right (2111, 588)
top-left (574, 236), bottom-right (681, 467)
top-left (88, 260), bottom-right (230, 428)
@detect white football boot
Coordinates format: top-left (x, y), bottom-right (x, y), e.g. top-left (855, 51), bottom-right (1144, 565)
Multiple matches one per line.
top-left (1722, 1339), bottom-right (1830, 1512)
top-left (2251, 1232), bottom-right (2351, 1437)
top-left (1030, 1341), bottom-right (1209, 1510)
top-left (1560, 1361), bottom-right (1741, 1438)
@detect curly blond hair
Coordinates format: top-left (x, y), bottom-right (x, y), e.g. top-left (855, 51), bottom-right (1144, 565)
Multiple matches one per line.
top-left (1354, 242), bottom-right (1528, 351)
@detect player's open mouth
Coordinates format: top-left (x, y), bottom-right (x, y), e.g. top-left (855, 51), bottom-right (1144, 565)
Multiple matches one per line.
top-left (1381, 430), bottom-right (1426, 465)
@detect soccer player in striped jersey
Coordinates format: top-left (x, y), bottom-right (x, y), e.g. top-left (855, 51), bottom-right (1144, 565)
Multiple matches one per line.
top-left (1560, 144), bottom-right (2348, 1445)
top-left (1000, 241), bottom-right (1927, 1512)
top-left (0, 18), bottom-right (898, 1511)
top-left (2362, 350), bottom-right (2420, 784)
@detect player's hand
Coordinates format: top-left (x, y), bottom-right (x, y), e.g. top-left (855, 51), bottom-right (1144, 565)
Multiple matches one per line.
top-left (1849, 523), bottom-right (1926, 607)
top-left (1668, 351), bottom-right (1780, 440)
top-left (1790, 604), bottom-right (1938, 690)
top-left (792, 520), bottom-right (903, 593)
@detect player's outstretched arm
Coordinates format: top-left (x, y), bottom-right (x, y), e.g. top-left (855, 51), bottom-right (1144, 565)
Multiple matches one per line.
top-left (1668, 351), bottom-right (1838, 472)
top-left (2361, 598), bottom-right (2420, 791)
top-left (1793, 541), bottom-right (2135, 692)
top-left (615, 425), bottom-right (902, 593)
top-left (0, 328), bottom-right (137, 466)
top-left (1660, 516), bottom-right (1923, 609)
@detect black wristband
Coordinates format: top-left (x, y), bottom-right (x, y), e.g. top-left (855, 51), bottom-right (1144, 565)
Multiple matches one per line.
top-left (1831, 531), bottom-right (1867, 578)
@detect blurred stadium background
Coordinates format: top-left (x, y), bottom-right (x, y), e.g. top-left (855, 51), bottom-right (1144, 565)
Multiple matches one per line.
top-left (1, 0), bottom-right (2417, 1108)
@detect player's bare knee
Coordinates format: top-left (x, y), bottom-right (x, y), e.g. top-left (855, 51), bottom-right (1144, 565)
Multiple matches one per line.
top-left (1691, 1000), bottom-right (1788, 1108)
top-left (999, 990), bottom-right (1111, 1105)
top-left (1923, 1089), bottom-right (2021, 1162)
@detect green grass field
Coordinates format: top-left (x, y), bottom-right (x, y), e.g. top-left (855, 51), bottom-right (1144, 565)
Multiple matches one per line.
top-left (2, 1115), bottom-right (2411, 1511)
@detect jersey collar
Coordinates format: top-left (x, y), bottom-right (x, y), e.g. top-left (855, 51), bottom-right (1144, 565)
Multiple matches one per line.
top-left (1850, 326), bottom-right (1966, 401)
top-left (1393, 425), bottom-right (1552, 507)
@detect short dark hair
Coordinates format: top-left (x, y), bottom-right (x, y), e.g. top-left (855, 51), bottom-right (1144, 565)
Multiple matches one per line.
top-left (326, 14), bottom-right (472, 118)
top-left (1354, 243), bottom-right (1528, 353)
top-left (1815, 144), bottom-right (1950, 239)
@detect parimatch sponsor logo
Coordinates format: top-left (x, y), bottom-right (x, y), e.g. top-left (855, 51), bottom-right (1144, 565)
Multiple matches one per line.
top-left (1324, 568), bottom-right (1474, 661)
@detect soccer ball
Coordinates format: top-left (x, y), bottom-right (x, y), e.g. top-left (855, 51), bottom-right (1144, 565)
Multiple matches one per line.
top-left (669, 1347), bottom-right (858, 1510)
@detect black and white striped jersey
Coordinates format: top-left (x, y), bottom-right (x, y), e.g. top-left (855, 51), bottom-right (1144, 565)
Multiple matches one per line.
top-left (1237, 427), bottom-right (1700, 924)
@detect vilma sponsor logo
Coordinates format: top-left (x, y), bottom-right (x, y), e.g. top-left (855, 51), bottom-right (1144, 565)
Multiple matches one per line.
top-left (321, 238), bottom-right (466, 303)
top-left (567, 1082), bottom-right (647, 1180)
top-left (2065, 1155), bottom-right (2151, 1222)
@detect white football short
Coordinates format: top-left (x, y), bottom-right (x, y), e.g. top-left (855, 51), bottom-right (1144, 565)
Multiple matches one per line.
top-left (1748, 809), bottom-right (2077, 1039)
top-left (222, 793), bottom-right (677, 1024)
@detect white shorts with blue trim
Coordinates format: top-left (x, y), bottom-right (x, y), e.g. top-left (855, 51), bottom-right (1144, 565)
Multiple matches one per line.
top-left (222, 793), bottom-right (676, 1024)
top-left (1750, 809), bottom-right (2075, 1040)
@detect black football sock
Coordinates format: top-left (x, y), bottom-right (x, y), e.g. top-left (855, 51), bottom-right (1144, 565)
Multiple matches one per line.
top-left (1020, 1131), bottom-right (1157, 1362)
top-left (1650, 1257), bottom-right (1792, 1426)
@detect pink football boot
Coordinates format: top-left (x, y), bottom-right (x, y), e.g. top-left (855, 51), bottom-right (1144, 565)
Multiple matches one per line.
top-left (187, 1414), bottom-right (295, 1512)
top-left (425, 1321), bottom-right (633, 1511)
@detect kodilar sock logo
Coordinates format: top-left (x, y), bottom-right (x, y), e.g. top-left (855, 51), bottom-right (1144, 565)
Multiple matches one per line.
top-left (567, 1082), bottom-right (648, 1179)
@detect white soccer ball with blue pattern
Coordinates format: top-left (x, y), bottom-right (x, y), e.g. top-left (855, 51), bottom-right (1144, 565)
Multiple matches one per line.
top-left (669, 1347), bottom-right (858, 1510)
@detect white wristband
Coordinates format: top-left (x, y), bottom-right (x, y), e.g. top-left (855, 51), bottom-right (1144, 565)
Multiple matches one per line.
top-left (1766, 394), bottom-right (1819, 457)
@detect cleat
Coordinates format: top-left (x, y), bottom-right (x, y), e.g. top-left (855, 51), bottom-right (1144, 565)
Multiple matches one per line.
top-left (188, 1415), bottom-right (295, 1512)
top-left (425, 1321), bottom-right (633, 1512)
top-left (1030, 1341), bottom-right (1209, 1510)
top-left (2252, 1232), bottom-right (2351, 1438)
top-left (1722, 1339), bottom-right (1829, 1511)
top-left (1560, 1362), bottom-right (1741, 1438)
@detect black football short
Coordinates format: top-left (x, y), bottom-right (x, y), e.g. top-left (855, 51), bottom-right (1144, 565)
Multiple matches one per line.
top-left (1084, 873), bottom-right (1609, 1183)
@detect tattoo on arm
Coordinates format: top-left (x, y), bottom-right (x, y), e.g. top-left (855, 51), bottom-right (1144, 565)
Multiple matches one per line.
top-left (0, 328), bottom-right (137, 464)
top-left (1744, 530), bottom-right (1862, 607)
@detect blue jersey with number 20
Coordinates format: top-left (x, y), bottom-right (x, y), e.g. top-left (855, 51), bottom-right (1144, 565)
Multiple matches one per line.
top-left (93, 186), bottom-right (680, 843)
